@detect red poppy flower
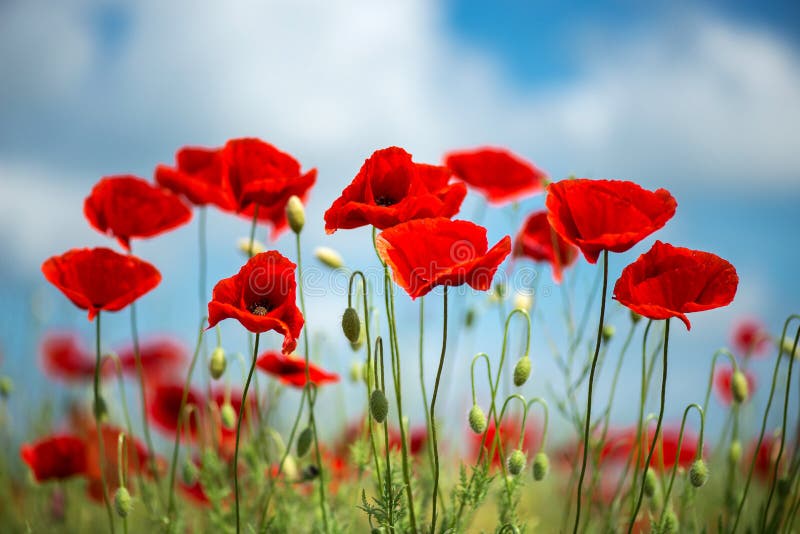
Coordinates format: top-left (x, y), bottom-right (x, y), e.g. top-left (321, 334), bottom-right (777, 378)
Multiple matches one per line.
top-left (41, 248), bottom-right (162, 320)
top-left (613, 241), bottom-right (738, 330)
top-left (147, 382), bottom-right (204, 440)
top-left (388, 425), bottom-right (428, 456)
top-left (324, 147), bottom-right (466, 233)
top-left (731, 319), bottom-right (771, 358)
top-left (84, 175), bottom-right (192, 250)
top-left (20, 435), bottom-right (87, 482)
top-left (470, 417), bottom-right (540, 467)
top-left (376, 218), bottom-right (511, 299)
top-left (444, 147), bottom-right (547, 205)
top-left (514, 210), bottom-right (578, 283)
top-left (714, 366), bottom-right (756, 405)
top-left (40, 332), bottom-right (111, 383)
top-left (255, 351), bottom-right (339, 388)
top-left (211, 387), bottom-right (258, 458)
top-left (207, 251), bottom-right (304, 354)
top-left (85, 425), bottom-right (151, 501)
top-left (546, 179), bottom-right (677, 263)
top-left (117, 337), bottom-right (187, 383)
top-left (645, 425), bottom-right (702, 471)
top-left (155, 147), bottom-right (234, 209)
top-left (751, 434), bottom-right (783, 480)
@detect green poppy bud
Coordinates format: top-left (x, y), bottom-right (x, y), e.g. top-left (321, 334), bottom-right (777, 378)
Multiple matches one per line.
top-left (689, 459), bottom-right (709, 488)
top-left (342, 307), bottom-right (361, 344)
top-left (728, 439), bottom-right (742, 465)
top-left (296, 426), bottom-right (313, 458)
top-left (731, 370), bottom-right (749, 403)
top-left (114, 487), bottom-right (132, 518)
top-left (94, 395), bottom-right (108, 421)
top-left (314, 247), bottom-right (344, 269)
top-left (644, 469), bottom-right (658, 498)
top-left (0, 376), bottom-right (13, 399)
top-left (209, 347), bottom-right (226, 380)
top-left (468, 404), bottom-right (487, 434)
top-left (602, 324), bottom-right (615, 342)
top-left (369, 390), bottom-right (388, 423)
top-left (237, 237), bottom-right (266, 257)
top-left (660, 510), bottom-right (678, 534)
top-left (349, 361), bottom-right (365, 383)
top-left (182, 459), bottom-right (199, 485)
top-left (532, 452), bottom-right (550, 481)
top-left (507, 449), bottom-right (526, 476)
top-left (221, 402), bottom-right (237, 430)
top-left (630, 310), bottom-right (642, 324)
top-left (464, 308), bottom-right (476, 328)
top-left (286, 195), bottom-right (305, 234)
top-left (513, 292), bottom-right (532, 312)
top-left (513, 356), bottom-right (532, 387)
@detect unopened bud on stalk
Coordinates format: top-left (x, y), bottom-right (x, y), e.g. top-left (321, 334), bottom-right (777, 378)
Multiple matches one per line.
top-left (602, 325), bottom-right (615, 342)
top-left (114, 487), bottom-right (132, 518)
top-left (731, 370), bottom-right (749, 403)
top-left (314, 247), bottom-right (344, 269)
top-left (507, 449), bottom-right (526, 476)
top-left (286, 195), bottom-right (305, 234)
top-left (468, 404), bottom-right (487, 434)
top-left (0, 376), bottom-right (13, 399)
top-left (209, 347), bottom-right (226, 380)
top-left (94, 396), bottom-right (108, 422)
top-left (781, 337), bottom-right (798, 358)
top-left (342, 308), bottom-right (360, 344)
top-left (513, 356), bottom-right (532, 387)
top-left (370, 390), bottom-right (388, 423)
top-left (221, 402), bottom-right (236, 430)
top-left (630, 310), bottom-right (642, 324)
top-left (237, 237), bottom-right (266, 257)
top-left (349, 361), bottom-right (365, 383)
top-left (728, 439), bottom-right (742, 465)
top-left (532, 452), bottom-right (550, 481)
top-left (464, 308), bottom-right (476, 328)
top-left (644, 469), bottom-right (658, 498)
top-left (513, 292), bottom-right (532, 312)
top-left (296, 427), bottom-right (313, 458)
top-left (689, 459), bottom-right (709, 488)
top-left (490, 282), bottom-right (507, 303)
top-left (660, 510), bottom-right (678, 534)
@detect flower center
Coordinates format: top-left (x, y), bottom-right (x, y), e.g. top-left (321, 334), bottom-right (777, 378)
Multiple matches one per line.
top-left (374, 195), bottom-right (397, 207)
top-left (250, 303), bottom-right (271, 316)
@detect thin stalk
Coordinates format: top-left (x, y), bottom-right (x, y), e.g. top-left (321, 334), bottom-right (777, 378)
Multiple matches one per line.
top-left (94, 312), bottom-right (116, 533)
top-left (659, 403), bottom-right (704, 524)
top-left (429, 288), bottom-right (448, 533)
top-left (233, 333), bottom-right (260, 534)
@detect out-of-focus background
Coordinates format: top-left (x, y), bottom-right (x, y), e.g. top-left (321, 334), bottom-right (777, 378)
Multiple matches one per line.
top-left (1, 0), bottom-right (798, 448)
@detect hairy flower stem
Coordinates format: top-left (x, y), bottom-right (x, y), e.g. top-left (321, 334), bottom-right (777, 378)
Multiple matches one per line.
top-left (572, 250), bottom-right (609, 534)
top-left (94, 312), bottom-right (116, 534)
top-left (233, 333), bottom-right (260, 534)
top-left (429, 288), bottom-right (448, 533)
top-left (628, 318), bottom-right (671, 533)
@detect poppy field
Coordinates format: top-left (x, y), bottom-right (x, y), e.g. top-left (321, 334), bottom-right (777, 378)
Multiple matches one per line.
top-left (2, 139), bottom-right (799, 534)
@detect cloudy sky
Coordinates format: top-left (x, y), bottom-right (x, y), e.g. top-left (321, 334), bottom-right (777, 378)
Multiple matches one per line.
top-left (1, 0), bottom-right (798, 443)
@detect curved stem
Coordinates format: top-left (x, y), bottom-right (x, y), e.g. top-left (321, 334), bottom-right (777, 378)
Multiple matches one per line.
top-left (233, 333), bottom-right (259, 534)
top-left (659, 403), bottom-right (704, 524)
top-left (94, 313), bottom-right (116, 533)
top-left (701, 348), bottom-right (739, 417)
top-left (430, 288), bottom-right (448, 533)
top-left (572, 250), bottom-right (609, 534)
top-left (628, 318), bottom-right (671, 533)
top-left (526, 398), bottom-right (550, 450)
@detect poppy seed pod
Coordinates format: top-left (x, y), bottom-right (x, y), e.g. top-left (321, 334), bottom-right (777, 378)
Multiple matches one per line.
top-left (209, 347), bottom-right (226, 380)
top-left (220, 402), bottom-right (237, 430)
top-left (513, 356), bottom-right (532, 387)
top-left (370, 390), bottom-right (388, 423)
top-left (286, 195), bottom-right (305, 234)
top-left (296, 426), bottom-right (313, 458)
top-left (602, 324), bottom-right (615, 342)
top-left (532, 452), bottom-right (550, 481)
top-left (728, 439), bottom-right (742, 465)
top-left (342, 307), bottom-right (360, 344)
top-left (314, 247), bottom-right (344, 269)
top-left (660, 510), bottom-right (678, 534)
top-left (0, 376), bottom-right (13, 399)
top-left (182, 459), bottom-right (199, 485)
top-left (689, 459), bottom-right (709, 488)
top-left (507, 449), bottom-right (526, 476)
top-left (114, 487), bottom-right (132, 518)
top-left (731, 370), bottom-right (749, 403)
top-left (468, 404), bottom-right (487, 434)
top-left (644, 469), bottom-right (658, 498)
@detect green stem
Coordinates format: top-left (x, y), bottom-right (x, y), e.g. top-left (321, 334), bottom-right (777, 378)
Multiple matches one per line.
top-left (233, 333), bottom-right (260, 534)
top-left (628, 318), bottom-right (671, 533)
top-left (659, 403), bottom-right (704, 524)
top-left (94, 312), bottom-right (116, 533)
top-left (429, 288), bottom-right (448, 533)
top-left (572, 250), bottom-right (609, 534)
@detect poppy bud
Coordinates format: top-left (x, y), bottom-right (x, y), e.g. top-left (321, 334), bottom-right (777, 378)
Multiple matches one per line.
top-left (660, 510), bottom-right (678, 534)
top-left (464, 308), bottom-right (476, 328)
top-left (728, 439), bottom-right (742, 465)
top-left (780, 337), bottom-right (798, 358)
top-left (237, 237), bottom-right (266, 257)
top-left (114, 487), bottom-right (132, 518)
top-left (513, 356), bottom-right (532, 387)
top-left (208, 347), bottom-right (226, 380)
top-left (602, 325), bottom-right (615, 342)
top-left (349, 361), bottom-right (365, 383)
top-left (731, 370), bottom-right (749, 403)
top-left (468, 404), bottom-right (487, 434)
top-left (644, 469), bottom-right (658, 498)
top-left (302, 464), bottom-right (320, 481)
top-left (630, 310), bottom-right (642, 324)
top-left (532, 452), bottom-right (550, 481)
top-left (490, 282), bottom-right (507, 303)
top-left (314, 247), bottom-right (344, 269)
top-left (507, 449), bottom-right (526, 476)
top-left (221, 402), bottom-right (237, 430)
top-left (94, 395), bottom-right (108, 421)
top-left (689, 459), bottom-right (709, 488)
top-left (281, 455), bottom-right (299, 482)
top-left (286, 195), bottom-right (305, 234)
top-left (513, 292), bottom-right (532, 312)
top-left (182, 459), bottom-right (199, 485)
top-left (0, 376), bottom-right (13, 399)
top-left (342, 307), bottom-right (361, 344)
top-left (370, 390), bottom-right (388, 423)
top-left (296, 426), bottom-right (313, 458)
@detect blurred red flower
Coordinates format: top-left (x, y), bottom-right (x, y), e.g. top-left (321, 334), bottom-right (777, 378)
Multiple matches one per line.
top-left (84, 175), bottom-right (192, 250)
top-left (751, 434), bottom-right (783, 481)
top-left (256, 351), bottom-right (339, 388)
top-left (376, 218), bottom-right (511, 299)
top-left (155, 147), bottom-right (234, 209)
top-left (117, 337), bottom-right (187, 383)
top-left (514, 210), bottom-right (578, 283)
top-left (470, 416), bottom-right (540, 468)
top-left (324, 147), bottom-right (466, 233)
top-left (40, 333), bottom-right (112, 383)
top-left (20, 435), bottom-right (87, 482)
top-left (731, 319), bottom-right (771, 358)
top-left (211, 387), bottom-right (258, 458)
top-left (388, 425), bottom-right (429, 456)
top-left (84, 425), bottom-right (152, 502)
top-left (546, 179), bottom-right (676, 263)
top-left (444, 147), bottom-right (546, 205)
top-left (41, 248), bottom-right (161, 320)
top-left (613, 241), bottom-right (738, 329)
top-left (208, 251), bottom-right (304, 353)
top-left (147, 382), bottom-right (204, 440)
top-left (714, 366), bottom-right (756, 405)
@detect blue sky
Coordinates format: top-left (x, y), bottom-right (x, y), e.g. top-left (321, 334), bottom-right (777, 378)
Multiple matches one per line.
top-left (0, 0), bottom-right (798, 446)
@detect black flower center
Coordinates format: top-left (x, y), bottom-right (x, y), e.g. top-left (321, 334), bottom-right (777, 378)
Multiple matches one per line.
top-left (374, 195), bottom-right (397, 207)
top-left (249, 303), bottom-right (272, 316)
